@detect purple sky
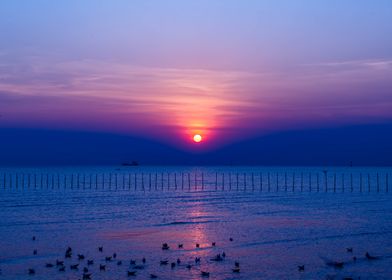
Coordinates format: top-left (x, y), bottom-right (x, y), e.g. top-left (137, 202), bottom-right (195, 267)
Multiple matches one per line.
top-left (1, 0), bottom-right (392, 152)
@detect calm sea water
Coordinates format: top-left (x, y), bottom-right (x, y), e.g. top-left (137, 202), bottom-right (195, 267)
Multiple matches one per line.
top-left (0, 166), bottom-right (391, 279)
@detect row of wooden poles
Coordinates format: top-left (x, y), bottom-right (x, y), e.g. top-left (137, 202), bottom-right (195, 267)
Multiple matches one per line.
top-left (0, 172), bottom-right (390, 193)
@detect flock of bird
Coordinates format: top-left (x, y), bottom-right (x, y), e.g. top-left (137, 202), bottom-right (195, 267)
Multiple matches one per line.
top-left (10, 236), bottom-right (242, 279)
top-left (297, 247), bottom-right (382, 279)
top-left (0, 236), bottom-right (383, 279)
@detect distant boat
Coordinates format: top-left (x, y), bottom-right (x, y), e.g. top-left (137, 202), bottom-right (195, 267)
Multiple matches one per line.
top-left (121, 161), bottom-right (139, 167)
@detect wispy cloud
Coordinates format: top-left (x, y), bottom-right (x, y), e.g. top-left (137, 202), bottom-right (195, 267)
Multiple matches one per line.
top-left (1, 56), bottom-right (392, 147)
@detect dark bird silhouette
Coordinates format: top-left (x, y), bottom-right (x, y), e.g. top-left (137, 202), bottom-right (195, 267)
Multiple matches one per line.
top-left (235, 261), bottom-right (240, 268)
top-left (326, 261), bottom-right (344, 268)
top-left (196, 243), bottom-right (200, 248)
top-left (222, 252), bottom-right (226, 258)
top-left (45, 263), bottom-right (54, 268)
top-left (82, 273), bottom-right (92, 280)
top-left (28, 268), bottom-right (35, 275)
top-left (178, 244), bottom-right (183, 248)
top-left (150, 274), bottom-right (158, 279)
top-left (56, 260), bottom-right (64, 266)
top-left (105, 256), bottom-right (112, 262)
top-left (58, 266), bottom-right (65, 272)
top-left (195, 257), bottom-right (201, 263)
top-left (211, 254), bottom-right (223, 262)
top-left (117, 260), bottom-right (122, 265)
top-left (127, 270), bottom-right (136, 276)
top-left (130, 260), bottom-right (136, 265)
top-left (162, 243), bottom-right (170, 250)
top-left (70, 264), bottom-right (79, 270)
top-left (186, 264), bottom-right (192, 269)
top-left (33, 249), bottom-right (37, 255)
top-left (298, 265), bottom-right (305, 271)
top-left (98, 246), bottom-right (103, 252)
top-left (365, 252), bottom-right (380, 260)
top-left (353, 256), bottom-right (357, 262)
top-left (83, 267), bottom-right (88, 273)
top-left (87, 260), bottom-right (94, 265)
top-left (177, 258), bottom-right (181, 264)
top-left (113, 253), bottom-right (117, 259)
top-left (142, 257), bottom-right (146, 263)
top-left (232, 267), bottom-right (240, 273)
top-left (171, 262), bottom-right (176, 268)
top-left (212, 242), bottom-right (216, 247)
top-left (346, 248), bottom-right (353, 253)
top-left (32, 236), bottom-right (36, 241)
top-left (160, 260), bottom-right (168, 265)
top-left (99, 264), bottom-right (106, 271)
top-left (201, 271), bottom-right (210, 277)
top-left (229, 238), bottom-right (233, 242)
top-left (78, 254), bottom-right (85, 260)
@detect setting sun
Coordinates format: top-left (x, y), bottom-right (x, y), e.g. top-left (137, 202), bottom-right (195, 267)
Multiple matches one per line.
top-left (193, 134), bottom-right (202, 143)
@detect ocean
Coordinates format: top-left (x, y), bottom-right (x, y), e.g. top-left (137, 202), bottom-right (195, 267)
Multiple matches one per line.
top-left (0, 166), bottom-right (391, 279)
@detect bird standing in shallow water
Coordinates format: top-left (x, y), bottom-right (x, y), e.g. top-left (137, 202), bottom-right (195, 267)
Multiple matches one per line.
top-left (298, 265), bottom-right (305, 271)
top-left (365, 252), bottom-right (379, 260)
top-left (150, 274), bottom-right (158, 278)
top-left (65, 247), bottom-right (72, 258)
top-left (211, 254), bottom-right (223, 262)
top-left (201, 271), bottom-right (210, 277)
top-left (28, 268), bottom-right (35, 275)
top-left (127, 270), bottom-right (136, 276)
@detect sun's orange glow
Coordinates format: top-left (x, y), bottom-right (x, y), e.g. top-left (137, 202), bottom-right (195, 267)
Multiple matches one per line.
top-left (193, 134), bottom-right (202, 143)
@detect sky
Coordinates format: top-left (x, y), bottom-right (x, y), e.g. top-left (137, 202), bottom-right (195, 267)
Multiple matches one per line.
top-left (0, 0), bottom-right (392, 165)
